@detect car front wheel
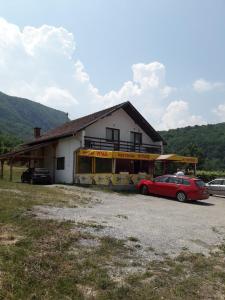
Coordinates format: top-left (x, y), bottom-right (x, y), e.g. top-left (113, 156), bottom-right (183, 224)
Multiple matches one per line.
top-left (140, 185), bottom-right (149, 195)
top-left (176, 191), bottom-right (187, 202)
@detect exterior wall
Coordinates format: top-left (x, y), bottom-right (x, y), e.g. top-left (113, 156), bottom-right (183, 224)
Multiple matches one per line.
top-left (54, 134), bottom-right (81, 184)
top-left (42, 133), bottom-right (81, 184)
top-left (85, 108), bottom-right (161, 146)
top-left (41, 108), bottom-right (162, 184)
top-left (74, 173), bottom-right (153, 186)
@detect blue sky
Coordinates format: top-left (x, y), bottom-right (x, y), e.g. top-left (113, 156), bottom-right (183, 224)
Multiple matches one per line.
top-left (0, 0), bottom-right (224, 129)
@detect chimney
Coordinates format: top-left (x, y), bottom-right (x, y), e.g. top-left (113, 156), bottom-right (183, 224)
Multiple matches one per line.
top-left (34, 127), bottom-right (41, 139)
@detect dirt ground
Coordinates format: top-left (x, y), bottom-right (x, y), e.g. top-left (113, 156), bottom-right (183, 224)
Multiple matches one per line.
top-left (34, 185), bottom-right (225, 259)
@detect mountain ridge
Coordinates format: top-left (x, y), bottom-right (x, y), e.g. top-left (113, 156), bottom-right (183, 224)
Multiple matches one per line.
top-left (0, 91), bottom-right (70, 141)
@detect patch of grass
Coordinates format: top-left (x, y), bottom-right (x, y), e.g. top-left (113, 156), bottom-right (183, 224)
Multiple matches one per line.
top-left (116, 214), bottom-right (128, 219)
top-left (1, 170), bottom-right (225, 299)
top-left (77, 221), bottom-right (105, 231)
top-left (212, 226), bottom-right (220, 234)
top-left (147, 246), bottom-right (155, 252)
top-left (87, 223), bottom-right (105, 231)
top-left (128, 236), bottom-right (139, 242)
top-left (219, 244), bottom-right (225, 254)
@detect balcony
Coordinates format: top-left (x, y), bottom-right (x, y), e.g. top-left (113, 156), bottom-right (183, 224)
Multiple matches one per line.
top-left (84, 136), bottom-right (161, 154)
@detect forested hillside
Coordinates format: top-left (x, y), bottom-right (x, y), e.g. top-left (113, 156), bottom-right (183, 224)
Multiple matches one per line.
top-left (0, 91), bottom-right (69, 153)
top-left (0, 91), bottom-right (69, 139)
top-left (160, 123), bottom-right (225, 171)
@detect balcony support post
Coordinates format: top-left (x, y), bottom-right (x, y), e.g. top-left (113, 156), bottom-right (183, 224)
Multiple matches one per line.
top-left (112, 158), bottom-right (116, 174)
top-left (163, 161), bottom-right (168, 175)
top-left (194, 163), bottom-right (197, 176)
top-left (9, 159), bottom-right (13, 182)
top-left (0, 160), bottom-right (4, 179)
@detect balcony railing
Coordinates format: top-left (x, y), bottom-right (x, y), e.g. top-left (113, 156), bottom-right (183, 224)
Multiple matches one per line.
top-left (84, 136), bottom-right (161, 154)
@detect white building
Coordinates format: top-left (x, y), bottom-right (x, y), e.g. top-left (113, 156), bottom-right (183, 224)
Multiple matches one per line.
top-left (0, 101), bottom-right (166, 187)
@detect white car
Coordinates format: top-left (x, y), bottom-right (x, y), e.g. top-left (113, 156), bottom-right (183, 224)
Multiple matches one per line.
top-left (206, 178), bottom-right (225, 196)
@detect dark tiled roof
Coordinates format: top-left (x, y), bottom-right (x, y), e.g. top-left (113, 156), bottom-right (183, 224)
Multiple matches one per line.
top-left (26, 101), bottom-right (165, 145)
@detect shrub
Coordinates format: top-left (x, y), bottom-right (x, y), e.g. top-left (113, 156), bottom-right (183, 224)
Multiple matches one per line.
top-left (196, 170), bottom-right (225, 182)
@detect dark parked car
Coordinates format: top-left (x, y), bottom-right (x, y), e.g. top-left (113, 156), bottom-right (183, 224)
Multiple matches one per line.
top-left (21, 168), bottom-right (52, 184)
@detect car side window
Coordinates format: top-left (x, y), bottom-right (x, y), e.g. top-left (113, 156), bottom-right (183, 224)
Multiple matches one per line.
top-left (155, 176), bottom-right (168, 183)
top-left (167, 177), bottom-right (182, 184)
top-left (154, 177), bottom-right (161, 182)
top-left (167, 177), bottom-right (176, 183)
top-left (209, 180), bottom-right (216, 185)
top-left (182, 179), bottom-right (191, 186)
top-left (210, 180), bottom-right (222, 185)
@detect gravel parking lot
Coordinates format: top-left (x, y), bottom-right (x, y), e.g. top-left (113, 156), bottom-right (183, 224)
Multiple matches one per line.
top-left (36, 185), bottom-right (225, 259)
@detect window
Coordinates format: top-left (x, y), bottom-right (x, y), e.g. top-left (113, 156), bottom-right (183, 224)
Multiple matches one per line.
top-left (167, 177), bottom-right (183, 184)
top-left (96, 158), bottom-right (112, 173)
top-left (78, 157), bottom-right (92, 173)
top-left (195, 180), bottom-right (206, 188)
top-left (56, 157), bottom-right (65, 170)
top-left (133, 160), bottom-right (149, 174)
top-left (106, 128), bottom-right (120, 141)
top-left (130, 131), bottom-right (142, 144)
top-left (209, 179), bottom-right (223, 185)
top-left (154, 176), bottom-right (169, 183)
top-left (182, 179), bottom-right (191, 186)
top-left (116, 159), bottom-right (132, 174)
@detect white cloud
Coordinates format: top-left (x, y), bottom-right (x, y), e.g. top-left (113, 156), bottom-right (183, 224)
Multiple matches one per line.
top-left (0, 17), bottom-right (207, 129)
top-left (160, 100), bottom-right (206, 130)
top-left (193, 78), bottom-right (224, 93)
top-left (214, 104), bottom-right (225, 121)
top-left (39, 87), bottom-right (78, 111)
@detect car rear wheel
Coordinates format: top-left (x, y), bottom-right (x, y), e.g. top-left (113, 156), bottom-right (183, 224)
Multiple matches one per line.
top-left (176, 191), bottom-right (187, 202)
top-left (140, 185), bottom-right (149, 195)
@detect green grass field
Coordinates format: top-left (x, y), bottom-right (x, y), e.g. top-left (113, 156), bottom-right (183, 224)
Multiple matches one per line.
top-left (0, 167), bottom-right (225, 299)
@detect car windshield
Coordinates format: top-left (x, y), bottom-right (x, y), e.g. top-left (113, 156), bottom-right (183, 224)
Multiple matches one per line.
top-left (195, 180), bottom-right (205, 188)
top-left (34, 168), bottom-right (49, 174)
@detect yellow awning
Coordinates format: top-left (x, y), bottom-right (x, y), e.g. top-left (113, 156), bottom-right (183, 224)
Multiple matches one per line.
top-left (113, 151), bottom-right (159, 161)
top-left (157, 154), bottom-right (198, 164)
top-left (78, 149), bottom-right (160, 161)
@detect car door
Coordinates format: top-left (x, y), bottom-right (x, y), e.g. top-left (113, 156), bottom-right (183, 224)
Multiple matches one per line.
top-left (208, 179), bottom-right (223, 195)
top-left (152, 176), bottom-right (170, 196)
top-left (166, 177), bottom-right (182, 197)
top-left (216, 180), bottom-right (225, 196)
top-left (220, 180), bottom-right (225, 196)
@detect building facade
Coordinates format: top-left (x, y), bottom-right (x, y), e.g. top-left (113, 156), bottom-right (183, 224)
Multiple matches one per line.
top-left (0, 101), bottom-right (167, 187)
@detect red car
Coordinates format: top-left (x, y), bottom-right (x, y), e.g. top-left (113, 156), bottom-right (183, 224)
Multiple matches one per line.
top-left (137, 175), bottom-right (209, 202)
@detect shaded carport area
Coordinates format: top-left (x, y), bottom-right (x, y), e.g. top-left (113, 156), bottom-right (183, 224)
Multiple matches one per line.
top-left (0, 141), bottom-right (53, 181)
top-left (156, 154), bottom-right (198, 176)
